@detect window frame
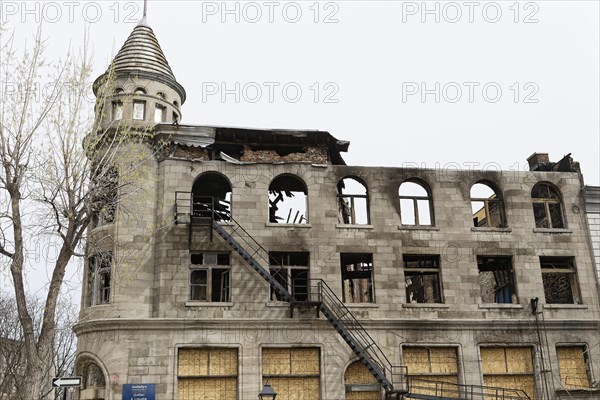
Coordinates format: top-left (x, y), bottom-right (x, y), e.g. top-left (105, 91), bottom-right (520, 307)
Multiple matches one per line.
top-left (189, 252), bottom-right (231, 303)
top-left (399, 180), bottom-right (434, 226)
top-left (86, 253), bottom-right (112, 307)
top-left (540, 256), bottom-right (580, 304)
top-left (531, 182), bottom-right (565, 229)
top-left (177, 347), bottom-right (239, 400)
top-left (404, 254), bottom-right (443, 304)
top-left (261, 347), bottom-right (321, 400)
top-left (111, 101), bottom-right (123, 121)
top-left (337, 177), bottom-right (370, 225)
top-left (479, 346), bottom-right (536, 400)
top-left (556, 344), bottom-right (592, 389)
top-left (268, 252), bottom-right (310, 302)
top-left (476, 256), bottom-right (516, 304)
top-left (132, 100), bottom-right (146, 121)
top-left (340, 253), bottom-right (375, 304)
top-left (470, 182), bottom-right (507, 228)
top-left (154, 104), bottom-right (166, 123)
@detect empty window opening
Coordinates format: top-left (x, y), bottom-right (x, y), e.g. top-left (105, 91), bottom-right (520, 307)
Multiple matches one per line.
top-left (112, 101), bottom-right (123, 121)
top-left (341, 253), bottom-right (374, 303)
top-left (192, 173), bottom-right (232, 221)
top-left (156, 91), bottom-right (166, 99)
top-left (556, 345), bottom-right (592, 389)
top-left (540, 257), bottom-right (580, 304)
top-left (262, 348), bottom-right (320, 400)
top-left (471, 182), bottom-right (506, 228)
top-left (86, 253), bottom-right (112, 306)
top-left (134, 87), bottom-right (147, 95)
top-left (532, 183), bottom-right (565, 229)
top-left (80, 361), bottom-right (106, 394)
top-left (399, 180), bottom-right (433, 226)
top-left (477, 256), bottom-right (515, 304)
top-left (178, 348), bottom-right (238, 400)
top-left (133, 100), bottom-right (146, 120)
top-left (404, 255), bottom-right (442, 304)
top-left (269, 252), bottom-right (309, 301)
top-left (154, 104), bottom-right (166, 123)
top-left (344, 361), bottom-right (380, 399)
top-left (190, 253), bottom-right (231, 302)
top-left (337, 177), bottom-right (370, 225)
top-left (403, 347), bottom-right (459, 398)
top-left (268, 175), bottom-right (308, 224)
top-left (480, 347), bottom-right (535, 399)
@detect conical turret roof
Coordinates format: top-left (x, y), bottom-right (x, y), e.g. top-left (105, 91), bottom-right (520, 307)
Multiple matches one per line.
top-left (94, 19), bottom-right (186, 102)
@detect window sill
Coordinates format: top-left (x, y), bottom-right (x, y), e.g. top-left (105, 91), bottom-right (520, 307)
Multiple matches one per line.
top-left (533, 228), bottom-right (573, 234)
top-left (478, 303), bottom-right (523, 309)
top-left (543, 304), bottom-right (587, 309)
top-left (266, 301), bottom-right (289, 308)
top-left (471, 227), bottom-right (512, 233)
top-left (345, 303), bottom-right (380, 309)
top-left (336, 224), bottom-right (374, 229)
top-left (398, 225), bottom-right (439, 231)
top-left (185, 301), bottom-right (234, 307)
top-left (403, 303), bottom-right (449, 309)
top-left (265, 223), bottom-right (312, 228)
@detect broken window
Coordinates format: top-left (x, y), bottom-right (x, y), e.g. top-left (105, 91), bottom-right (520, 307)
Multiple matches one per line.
top-left (268, 174), bottom-right (308, 224)
top-left (471, 182), bottom-right (506, 228)
top-left (344, 361), bottom-right (380, 399)
top-left (269, 252), bottom-right (309, 301)
top-left (189, 253), bottom-right (231, 302)
top-left (91, 165), bottom-right (118, 228)
top-left (540, 257), bottom-right (580, 304)
top-left (532, 182), bottom-right (565, 229)
top-left (82, 362), bottom-right (106, 389)
top-left (154, 104), bottom-right (166, 123)
top-left (477, 256), bottom-right (515, 304)
top-left (262, 348), bottom-right (320, 400)
top-left (341, 253), bottom-right (374, 303)
top-left (403, 347), bottom-right (459, 398)
top-left (399, 180), bottom-right (433, 226)
top-left (556, 345), bottom-right (591, 388)
top-left (404, 255), bottom-right (442, 304)
top-left (112, 101), bottom-right (123, 121)
top-left (191, 172), bottom-right (232, 221)
top-left (480, 347), bottom-right (535, 399)
top-left (337, 177), bottom-right (370, 225)
top-left (86, 253), bottom-right (112, 306)
top-left (178, 348), bottom-right (238, 400)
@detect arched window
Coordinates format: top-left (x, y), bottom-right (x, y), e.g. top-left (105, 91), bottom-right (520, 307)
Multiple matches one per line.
top-left (268, 175), bottom-right (308, 224)
top-left (192, 173), bottom-right (232, 221)
top-left (531, 182), bottom-right (565, 228)
top-left (470, 182), bottom-right (506, 228)
top-left (78, 359), bottom-right (107, 400)
top-left (344, 361), bottom-right (380, 399)
top-left (337, 177), bottom-right (370, 225)
top-left (134, 87), bottom-right (147, 94)
top-left (399, 180), bottom-right (433, 226)
top-left (156, 91), bottom-right (166, 99)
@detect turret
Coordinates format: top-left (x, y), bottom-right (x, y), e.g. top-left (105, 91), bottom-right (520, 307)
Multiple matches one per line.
top-left (92, 17), bottom-right (185, 131)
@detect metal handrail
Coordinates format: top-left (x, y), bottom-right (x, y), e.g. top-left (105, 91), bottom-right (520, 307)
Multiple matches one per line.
top-left (407, 377), bottom-right (532, 400)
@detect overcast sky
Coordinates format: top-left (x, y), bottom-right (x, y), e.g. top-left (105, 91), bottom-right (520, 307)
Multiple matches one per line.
top-left (1, 0), bottom-right (599, 296)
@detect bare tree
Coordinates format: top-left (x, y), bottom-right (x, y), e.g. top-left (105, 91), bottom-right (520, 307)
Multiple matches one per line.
top-left (0, 21), bottom-right (155, 399)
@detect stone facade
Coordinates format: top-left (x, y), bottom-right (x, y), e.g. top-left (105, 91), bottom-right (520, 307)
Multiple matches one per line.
top-left (584, 186), bottom-right (600, 283)
top-left (74, 19), bottom-right (600, 400)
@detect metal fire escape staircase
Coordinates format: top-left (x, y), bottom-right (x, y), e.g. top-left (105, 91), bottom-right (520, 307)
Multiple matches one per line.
top-left (175, 193), bottom-right (532, 400)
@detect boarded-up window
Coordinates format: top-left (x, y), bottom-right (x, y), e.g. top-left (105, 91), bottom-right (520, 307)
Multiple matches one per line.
top-left (178, 348), bottom-right (237, 400)
top-left (345, 361), bottom-right (380, 400)
top-left (480, 347), bottom-right (535, 399)
top-left (403, 347), bottom-right (458, 398)
top-left (262, 348), bottom-right (320, 400)
top-left (557, 346), bottom-right (591, 388)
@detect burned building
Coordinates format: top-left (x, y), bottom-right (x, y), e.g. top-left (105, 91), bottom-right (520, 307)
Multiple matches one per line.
top-left (74, 17), bottom-right (600, 400)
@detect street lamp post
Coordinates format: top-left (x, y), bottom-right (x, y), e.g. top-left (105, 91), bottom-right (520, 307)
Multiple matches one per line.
top-left (258, 381), bottom-right (277, 399)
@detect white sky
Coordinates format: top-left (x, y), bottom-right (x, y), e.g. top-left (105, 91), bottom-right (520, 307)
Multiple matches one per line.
top-left (1, 0), bottom-right (599, 296)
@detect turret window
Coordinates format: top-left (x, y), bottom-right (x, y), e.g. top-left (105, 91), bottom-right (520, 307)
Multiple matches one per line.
top-left (112, 101), bottom-right (123, 121)
top-left (133, 100), bottom-right (146, 120)
top-left (154, 104), bottom-right (166, 123)
top-left (135, 87), bottom-right (147, 94)
top-left (86, 253), bottom-right (112, 306)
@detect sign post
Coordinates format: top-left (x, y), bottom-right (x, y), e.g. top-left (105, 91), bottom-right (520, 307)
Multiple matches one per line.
top-left (123, 383), bottom-right (156, 400)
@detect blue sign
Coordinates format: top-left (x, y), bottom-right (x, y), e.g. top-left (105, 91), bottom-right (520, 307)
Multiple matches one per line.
top-left (123, 384), bottom-right (156, 400)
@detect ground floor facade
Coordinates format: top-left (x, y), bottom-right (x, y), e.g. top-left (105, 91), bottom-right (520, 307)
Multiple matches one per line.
top-left (74, 318), bottom-right (600, 400)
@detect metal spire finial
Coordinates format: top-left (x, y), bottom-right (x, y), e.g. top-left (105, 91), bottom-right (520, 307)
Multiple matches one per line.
top-left (143, 0), bottom-right (148, 17)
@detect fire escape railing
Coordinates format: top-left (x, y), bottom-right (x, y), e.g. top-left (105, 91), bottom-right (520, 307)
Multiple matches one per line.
top-left (174, 193), bottom-right (533, 400)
